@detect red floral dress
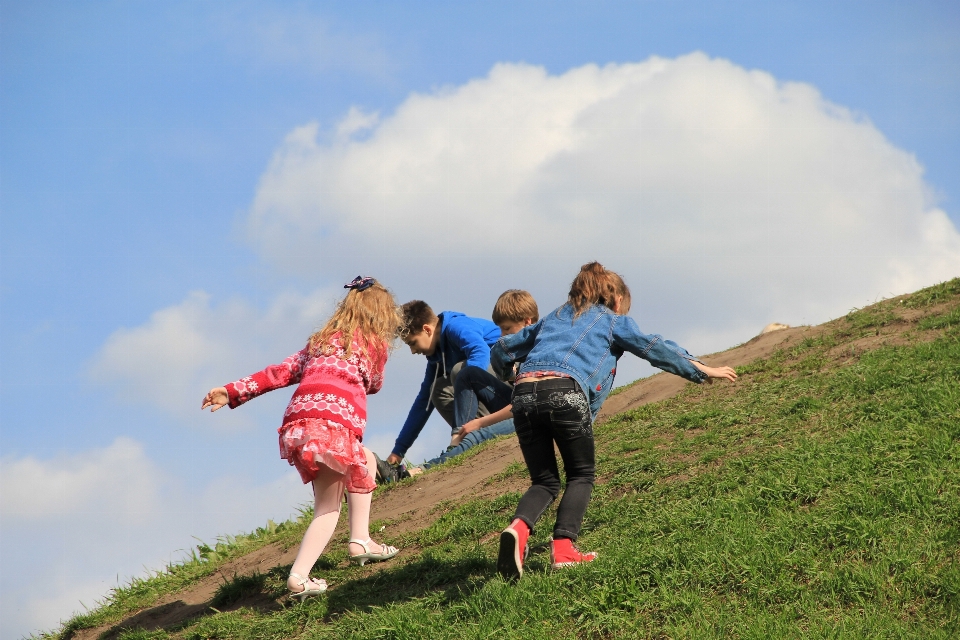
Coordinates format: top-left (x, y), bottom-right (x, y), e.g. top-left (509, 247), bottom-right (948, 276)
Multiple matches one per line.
top-left (224, 332), bottom-right (387, 493)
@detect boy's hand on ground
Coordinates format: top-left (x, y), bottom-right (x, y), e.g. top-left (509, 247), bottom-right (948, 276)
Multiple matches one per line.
top-left (201, 387), bottom-right (229, 412)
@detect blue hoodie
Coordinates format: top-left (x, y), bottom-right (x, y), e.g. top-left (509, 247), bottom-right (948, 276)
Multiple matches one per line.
top-left (391, 311), bottom-right (501, 457)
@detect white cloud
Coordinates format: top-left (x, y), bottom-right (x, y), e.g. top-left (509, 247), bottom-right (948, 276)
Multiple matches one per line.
top-left (245, 53), bottom-right (960, 353)
top-left (88, 288), bottom-right (336, 425)
top-left (83, 281), bottom-right (452, 462)
top-left (0, 437), bottom-right (161, 522)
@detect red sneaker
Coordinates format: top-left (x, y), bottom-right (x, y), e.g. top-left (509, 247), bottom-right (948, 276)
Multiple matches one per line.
top-left (497, 518), bottom-right (530, 581)
top-left (550, 537), bottom-right (598, 569)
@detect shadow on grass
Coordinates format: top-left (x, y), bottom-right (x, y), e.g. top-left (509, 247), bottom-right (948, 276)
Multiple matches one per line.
top-left (324, 554), bottom-right (494, 617)
top-left (76, 556), bottom-right (496, 638)
top-left (82, 569), bottom-right (286, 640)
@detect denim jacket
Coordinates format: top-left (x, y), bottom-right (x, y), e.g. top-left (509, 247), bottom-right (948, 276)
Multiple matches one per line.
top-left (491, 303), bottom-right (706, 419)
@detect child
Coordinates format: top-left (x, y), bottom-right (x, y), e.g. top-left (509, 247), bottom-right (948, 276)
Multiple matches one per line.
top-left (491, 263), bottom-right (737, 580)
top-left (448, 289), bottom-right (539, 447)
top-left (201, 276), bottom-right (403, 599)
top-left (404, 290), bottom-right (540, 475)
top-left (385, 301), bottom-right (502, 466)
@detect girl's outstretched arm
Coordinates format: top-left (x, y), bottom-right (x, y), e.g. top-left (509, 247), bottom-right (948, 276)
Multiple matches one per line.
top-left (451, 405), bottom-right (513, 446)
top-left (690, 361), bottom-right (738, 382)
top-left (202, 387), bottom-right (229, 412)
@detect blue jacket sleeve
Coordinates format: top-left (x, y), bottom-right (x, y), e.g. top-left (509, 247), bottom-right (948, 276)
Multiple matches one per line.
top-left (444, 316), bottom-right (494, 370)
top-left (391, 361), bottom-right (438, 457)
top-left (491, 321), bottom-right (540, 377)
top-left (612, 316), bottom-right (707, 383)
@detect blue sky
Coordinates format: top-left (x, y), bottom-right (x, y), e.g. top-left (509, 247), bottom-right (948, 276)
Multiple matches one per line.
top-left (2, 1), bottom-right (958, 636)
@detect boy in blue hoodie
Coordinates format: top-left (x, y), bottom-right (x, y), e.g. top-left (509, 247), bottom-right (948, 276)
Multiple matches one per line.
top-left (386, 300), bottom-right (502, 465)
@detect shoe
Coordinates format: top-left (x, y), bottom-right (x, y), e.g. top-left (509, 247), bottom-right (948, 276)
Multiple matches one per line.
top-left (288, 572), bottom-right (327, 600)
top-left (349, 538), bottom-right (399, 566)
top-left (497, 518), bottom-right (530, 581)
top-left (550, 537), bottom-right (598, 569)
top-left (374, 452), bottom-right (397, 483)
top-left (373, 453), bottom-right (411, 484)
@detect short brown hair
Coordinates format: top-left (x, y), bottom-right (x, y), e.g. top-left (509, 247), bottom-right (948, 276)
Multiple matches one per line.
top-left (492, 290), bottom-right (539, 325)
top-left (400, 300), bottom-right (438, 337)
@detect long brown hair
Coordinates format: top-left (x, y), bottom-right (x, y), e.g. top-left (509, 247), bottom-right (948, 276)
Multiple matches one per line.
top-left (567, 261), bottom-right (632, 318)
top-left (308, 281), bottom-right (403, 361)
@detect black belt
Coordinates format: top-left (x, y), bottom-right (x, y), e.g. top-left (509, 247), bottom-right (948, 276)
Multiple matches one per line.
top-left (514, 377), bottom-right (578, 391)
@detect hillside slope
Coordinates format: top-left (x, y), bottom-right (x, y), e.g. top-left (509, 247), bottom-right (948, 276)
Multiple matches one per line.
top-left (48, 279), bottom-right (959, 640)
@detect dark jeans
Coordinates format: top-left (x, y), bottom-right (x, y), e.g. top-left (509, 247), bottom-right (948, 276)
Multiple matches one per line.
top-left (510, 377), bottom-right (595, 541)
top-left (453, 365), bottom-right (514, 430)
top-left (431, 361), bottom-right (492, 434)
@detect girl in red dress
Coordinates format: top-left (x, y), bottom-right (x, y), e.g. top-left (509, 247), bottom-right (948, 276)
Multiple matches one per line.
top-left (201, 276), bottom-right (403, 599)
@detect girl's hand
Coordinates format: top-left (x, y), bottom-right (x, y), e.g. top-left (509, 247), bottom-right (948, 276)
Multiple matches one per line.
top-left (450, 418), bottom-right (483, 446)
top-left (460, 418), bottom-right (482, 435)
top-left (202, 387), bottom-right (229, 412)
top-left (697, 363), bottom-right (738, 383)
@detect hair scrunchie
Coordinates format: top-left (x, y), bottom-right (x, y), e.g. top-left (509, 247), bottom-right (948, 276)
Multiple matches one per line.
top-left (344, 276), bottom-right (376, 292)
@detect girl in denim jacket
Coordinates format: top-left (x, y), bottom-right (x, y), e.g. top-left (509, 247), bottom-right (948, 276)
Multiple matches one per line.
top-left (491, 262), bottom-right (737, 580)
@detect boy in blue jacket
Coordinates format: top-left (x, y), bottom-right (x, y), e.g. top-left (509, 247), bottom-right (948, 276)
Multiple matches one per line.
top-left (385, 300), bottom-right (502, 465)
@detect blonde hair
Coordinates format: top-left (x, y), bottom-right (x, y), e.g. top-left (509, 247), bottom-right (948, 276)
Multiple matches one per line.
top-left (492, 290), bottom-right (539, 324)
top-left (309, 281), bottom-right (403, 361)
top-left (567, 261), bottom-right (632, 318)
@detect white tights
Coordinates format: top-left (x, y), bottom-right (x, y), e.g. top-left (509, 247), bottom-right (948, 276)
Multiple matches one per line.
top-left (288, 446), bottom-right (384, 587)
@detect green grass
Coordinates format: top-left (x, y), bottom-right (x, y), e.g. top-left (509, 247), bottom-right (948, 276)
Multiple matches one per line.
top-left (41, 279), bottom-right (960, 639)
top-left (43, 516), bottom-right (317, 638)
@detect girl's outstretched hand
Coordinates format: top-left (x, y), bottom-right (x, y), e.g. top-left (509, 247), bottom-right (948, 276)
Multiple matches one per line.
top-left (691, 361), bottom-right (738, 383)
top-left (202, 387), bottom-right (229, 412)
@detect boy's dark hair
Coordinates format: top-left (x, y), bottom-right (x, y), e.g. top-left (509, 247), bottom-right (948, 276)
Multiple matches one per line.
top-left (400, 300), bottom-right (438, 337)
top-left (492, 290), bottom-right (539, 325)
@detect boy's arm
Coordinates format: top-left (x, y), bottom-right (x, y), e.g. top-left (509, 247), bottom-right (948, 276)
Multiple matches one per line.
top-left (389, 362), bottom-right (438, 459)
top-left (612, 317), bottom-right (708, 384)
top-left (223, 349), bottom-right (308, 408)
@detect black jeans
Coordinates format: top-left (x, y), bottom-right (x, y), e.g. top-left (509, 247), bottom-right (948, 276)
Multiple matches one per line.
top-left (510, 377), bottom-right (595, 541)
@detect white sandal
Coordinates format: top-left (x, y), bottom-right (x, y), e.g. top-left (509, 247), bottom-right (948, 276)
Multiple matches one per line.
top-left (288, 572), bottom-right (327, 600)
top-left (348, 538), bottom-right (399, 566)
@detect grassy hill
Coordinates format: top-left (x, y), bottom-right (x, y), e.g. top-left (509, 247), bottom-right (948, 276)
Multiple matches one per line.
top-left (44, 279), bottom-right (959, 640)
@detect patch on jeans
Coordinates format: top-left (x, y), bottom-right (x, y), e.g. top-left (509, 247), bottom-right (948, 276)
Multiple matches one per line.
top-left (546, 391), bottom-right (590, 430)
top-left (511, 393), bottom-right (537, 414)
